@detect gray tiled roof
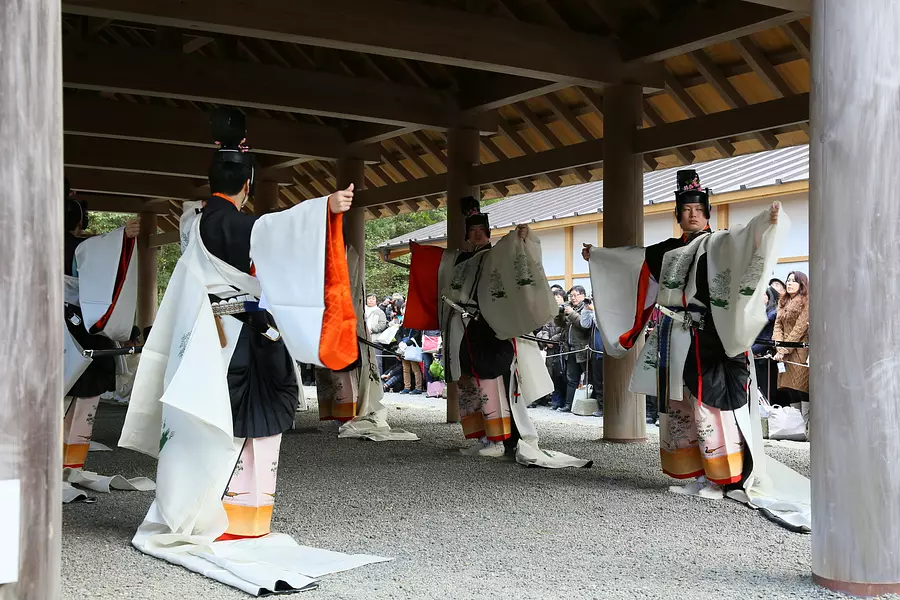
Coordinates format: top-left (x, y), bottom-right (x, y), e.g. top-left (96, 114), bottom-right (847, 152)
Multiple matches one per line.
top-left (378, 144), bottom-right (810, 249)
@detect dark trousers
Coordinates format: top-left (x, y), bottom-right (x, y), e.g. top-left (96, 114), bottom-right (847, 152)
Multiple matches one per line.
top-left (646, 395), bottom-right (659, 422)
top-left (564, 357), bottom-right (587, 408)
top-left (755, 358), bottom-right (779, 403)
top-left (589, 354), bottom-right (604, 405)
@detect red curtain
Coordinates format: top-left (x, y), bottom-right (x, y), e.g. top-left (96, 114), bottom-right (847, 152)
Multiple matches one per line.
top-left (404, 242), bottom-right (445, 330)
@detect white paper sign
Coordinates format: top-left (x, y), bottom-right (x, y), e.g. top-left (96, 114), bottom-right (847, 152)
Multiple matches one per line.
top-left (0, 479), bottom-right (21, 583)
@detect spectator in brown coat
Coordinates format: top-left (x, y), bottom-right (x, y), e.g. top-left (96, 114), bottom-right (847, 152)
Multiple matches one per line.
top-left (773, 271), bottom-right (810, 437)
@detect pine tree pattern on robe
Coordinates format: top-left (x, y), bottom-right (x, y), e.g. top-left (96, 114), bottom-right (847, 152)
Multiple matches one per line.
top-left (709, 269), bottom-right (732, 309)
top-left (739, 252), bottom-right (766, 296)
top-left (489, 269), bottom-right (507, 299)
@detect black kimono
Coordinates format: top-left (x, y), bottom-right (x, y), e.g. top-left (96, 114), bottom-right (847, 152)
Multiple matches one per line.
top-left (199, 195), bottom-right (299, 438)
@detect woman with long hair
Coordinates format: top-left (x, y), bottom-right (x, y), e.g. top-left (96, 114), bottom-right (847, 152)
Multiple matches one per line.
top-left (773, 271), bottom-right (810, 438)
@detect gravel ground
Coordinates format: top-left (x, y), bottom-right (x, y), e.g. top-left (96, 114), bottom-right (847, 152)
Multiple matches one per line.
top-left (62, 391), bottom-right (884, 600)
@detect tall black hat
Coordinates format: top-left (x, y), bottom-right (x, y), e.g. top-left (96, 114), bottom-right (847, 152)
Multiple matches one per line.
top-left (210, 106), bottom-right (256, 195)
top-left (674, 169), bottom-right (710, 219)
top-left (460, 196), bottom-right (489, 240)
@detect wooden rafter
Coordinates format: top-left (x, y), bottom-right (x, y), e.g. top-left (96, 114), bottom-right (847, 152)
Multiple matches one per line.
top-left (622, 0), bottom-right (804, 62)
top-left (63, 94), bottom-right (379, 161)
top-left (513, 101), bottom-right (562, 149)
top-left (67, 168), bottom-right (206, 199)
top-left (734, 36), bottom-right (794, 98)
top-left (546, 93), bottom-right (593, 142)
top-left (741, 0), bottom-right (810, 11)
top-left (392, 136), bottom-right (437, 177)
top-left (582, 0), bottom-right (622, 33)
top-left (664, 70), bottom-right (735, 157)
top-left (411, 132), bottom-right (449, 169)
top-left (356, 94), bottom-right (809, 207)
top-left (689, 49), bottom-right (779, 150)
top-left (64, 43), bottom-right (471, 130)
top-left (61, 0), bottom-right (665, 87)
top-left (295, 163), bottom-right (332, 196)
top-left (780, 22), bottom-right (811, 61)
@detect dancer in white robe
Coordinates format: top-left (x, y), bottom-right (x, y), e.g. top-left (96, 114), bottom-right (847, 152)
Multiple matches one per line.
top-left (406, 196), bottom-right (590, 468)
top-left (584, 169), bottom-right (810, 531)
top-left (62, 181), bottom-right (154, 502)
top-left (119, 108), bottom-right (387, 594)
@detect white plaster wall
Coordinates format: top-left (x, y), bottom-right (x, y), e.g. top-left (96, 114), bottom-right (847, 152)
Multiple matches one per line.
top-left (571, 276), bottom-right (592, 296)
top-left (644, 213), bottom-right (675, 245)
top-left (538, 229), bottom-right (566, 277)
top-left (572, 224), bottom-right (598, 271)
top-left (531, 192), bottom-right (810, 293)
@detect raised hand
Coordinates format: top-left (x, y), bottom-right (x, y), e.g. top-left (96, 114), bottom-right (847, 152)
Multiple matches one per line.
top-left (770, 201), bottom-right (780, 224)
top-left (581, 243), bottom-right (593, 261)
top-left (329, 183), bottom-right (354, 214)
top-left (124, 218), bottom-right (141, 239)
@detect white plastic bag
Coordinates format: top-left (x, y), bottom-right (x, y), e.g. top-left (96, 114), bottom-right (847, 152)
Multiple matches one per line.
top-left (767, 405), bottom-right (806, 441)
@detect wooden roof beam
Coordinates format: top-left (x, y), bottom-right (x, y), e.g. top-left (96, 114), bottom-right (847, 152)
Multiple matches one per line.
top-left (623, 0), bottom-right (805, 62)
top-left (546, 93), bottom-right (593, 142)
top-left (513, 102), bottom-right (563, 149)
top-left (734, 36), bottom-right (794, 98)
top-left (664, 70), bottom-right (735, 157)
top-left (73, 193), bottom-right (174, 214)
top-left (634, 93), bottom-right (808, 154)
top-left (64, 135), bottom-right (292, 181)
top-left (392, 136), bottom-right (438, 177)
top-left (411, 132), bottom-right (449, 170)
top-left (354, 94), bottom-right (809, 206)
top-left (64, 42), bottom-right (468, 130)
top-left (689, 50), bottom-right (780, 150)
top-left (67, 168), bottom-right (208, 200)
top-left (781, 22), bottom-right (811, 61)
top-left (61, 0), bottom-right (665, 88)
top-left (63, 94), bottom-right (381, 162)
top-left (740, 0), bottom-right (810, 11)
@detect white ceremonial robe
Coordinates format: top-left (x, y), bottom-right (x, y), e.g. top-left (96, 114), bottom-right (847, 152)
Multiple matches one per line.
top-left (588, 207), bottom-right (810, 532)
top-left (438, 229), bottom-right (590, 469)
top-left (74, 227), bottom-right (138, 342)
top-left (120, 197), bottom-right (389, 595)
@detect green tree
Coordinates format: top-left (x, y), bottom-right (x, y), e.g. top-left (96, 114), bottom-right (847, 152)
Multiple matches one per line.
top-left (364, 207), bottom-right (447, 299)
top-left (85, 212), bottom-right (176, 303)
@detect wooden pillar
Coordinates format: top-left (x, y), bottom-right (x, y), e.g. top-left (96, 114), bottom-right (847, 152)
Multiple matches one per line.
top-left (810, 2), bottom-right (900, 595)
top-left (563, 226), bottom-right (574, 290)
top-left (602, 84), bottom-right (647, 443)
top-left (0, 0), bottom-right (62, 598)
top-left (137, 212), bottom-right (159, 332)
top-left (338, 158), bottom-right (366, 284)
top-left (444, 128), bottom-right (480, 424)
top-left (253, 180), bottom-right (279, 216)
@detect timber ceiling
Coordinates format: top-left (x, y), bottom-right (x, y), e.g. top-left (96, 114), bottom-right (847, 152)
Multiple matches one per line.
top-left (59, 0), bottom-right (811, 234)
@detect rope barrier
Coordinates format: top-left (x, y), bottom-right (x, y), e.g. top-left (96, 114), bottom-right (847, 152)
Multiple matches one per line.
top-left (544, 345), bottom-right (603, 359)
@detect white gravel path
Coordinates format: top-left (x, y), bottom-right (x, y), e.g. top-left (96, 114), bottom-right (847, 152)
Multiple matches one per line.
top-left (61, 391), bottom-right (890, 600)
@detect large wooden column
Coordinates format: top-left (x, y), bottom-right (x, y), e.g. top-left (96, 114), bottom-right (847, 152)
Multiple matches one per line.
top-left (0, 0), bottom-right (62, 598)
top-left (602, 84), bottom-right (646, 443)
top-left (137, 212), bottom-right (158, 332)
top-left (810, 2), bottom-right (900, 595)
top-left (444, 128), bottom-right (480, 424)
top-left (338, 158), bottom-right (366, 283)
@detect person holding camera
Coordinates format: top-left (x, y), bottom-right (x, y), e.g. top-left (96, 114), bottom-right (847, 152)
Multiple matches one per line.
top-left (554, 285), bottom-right (593, 412)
